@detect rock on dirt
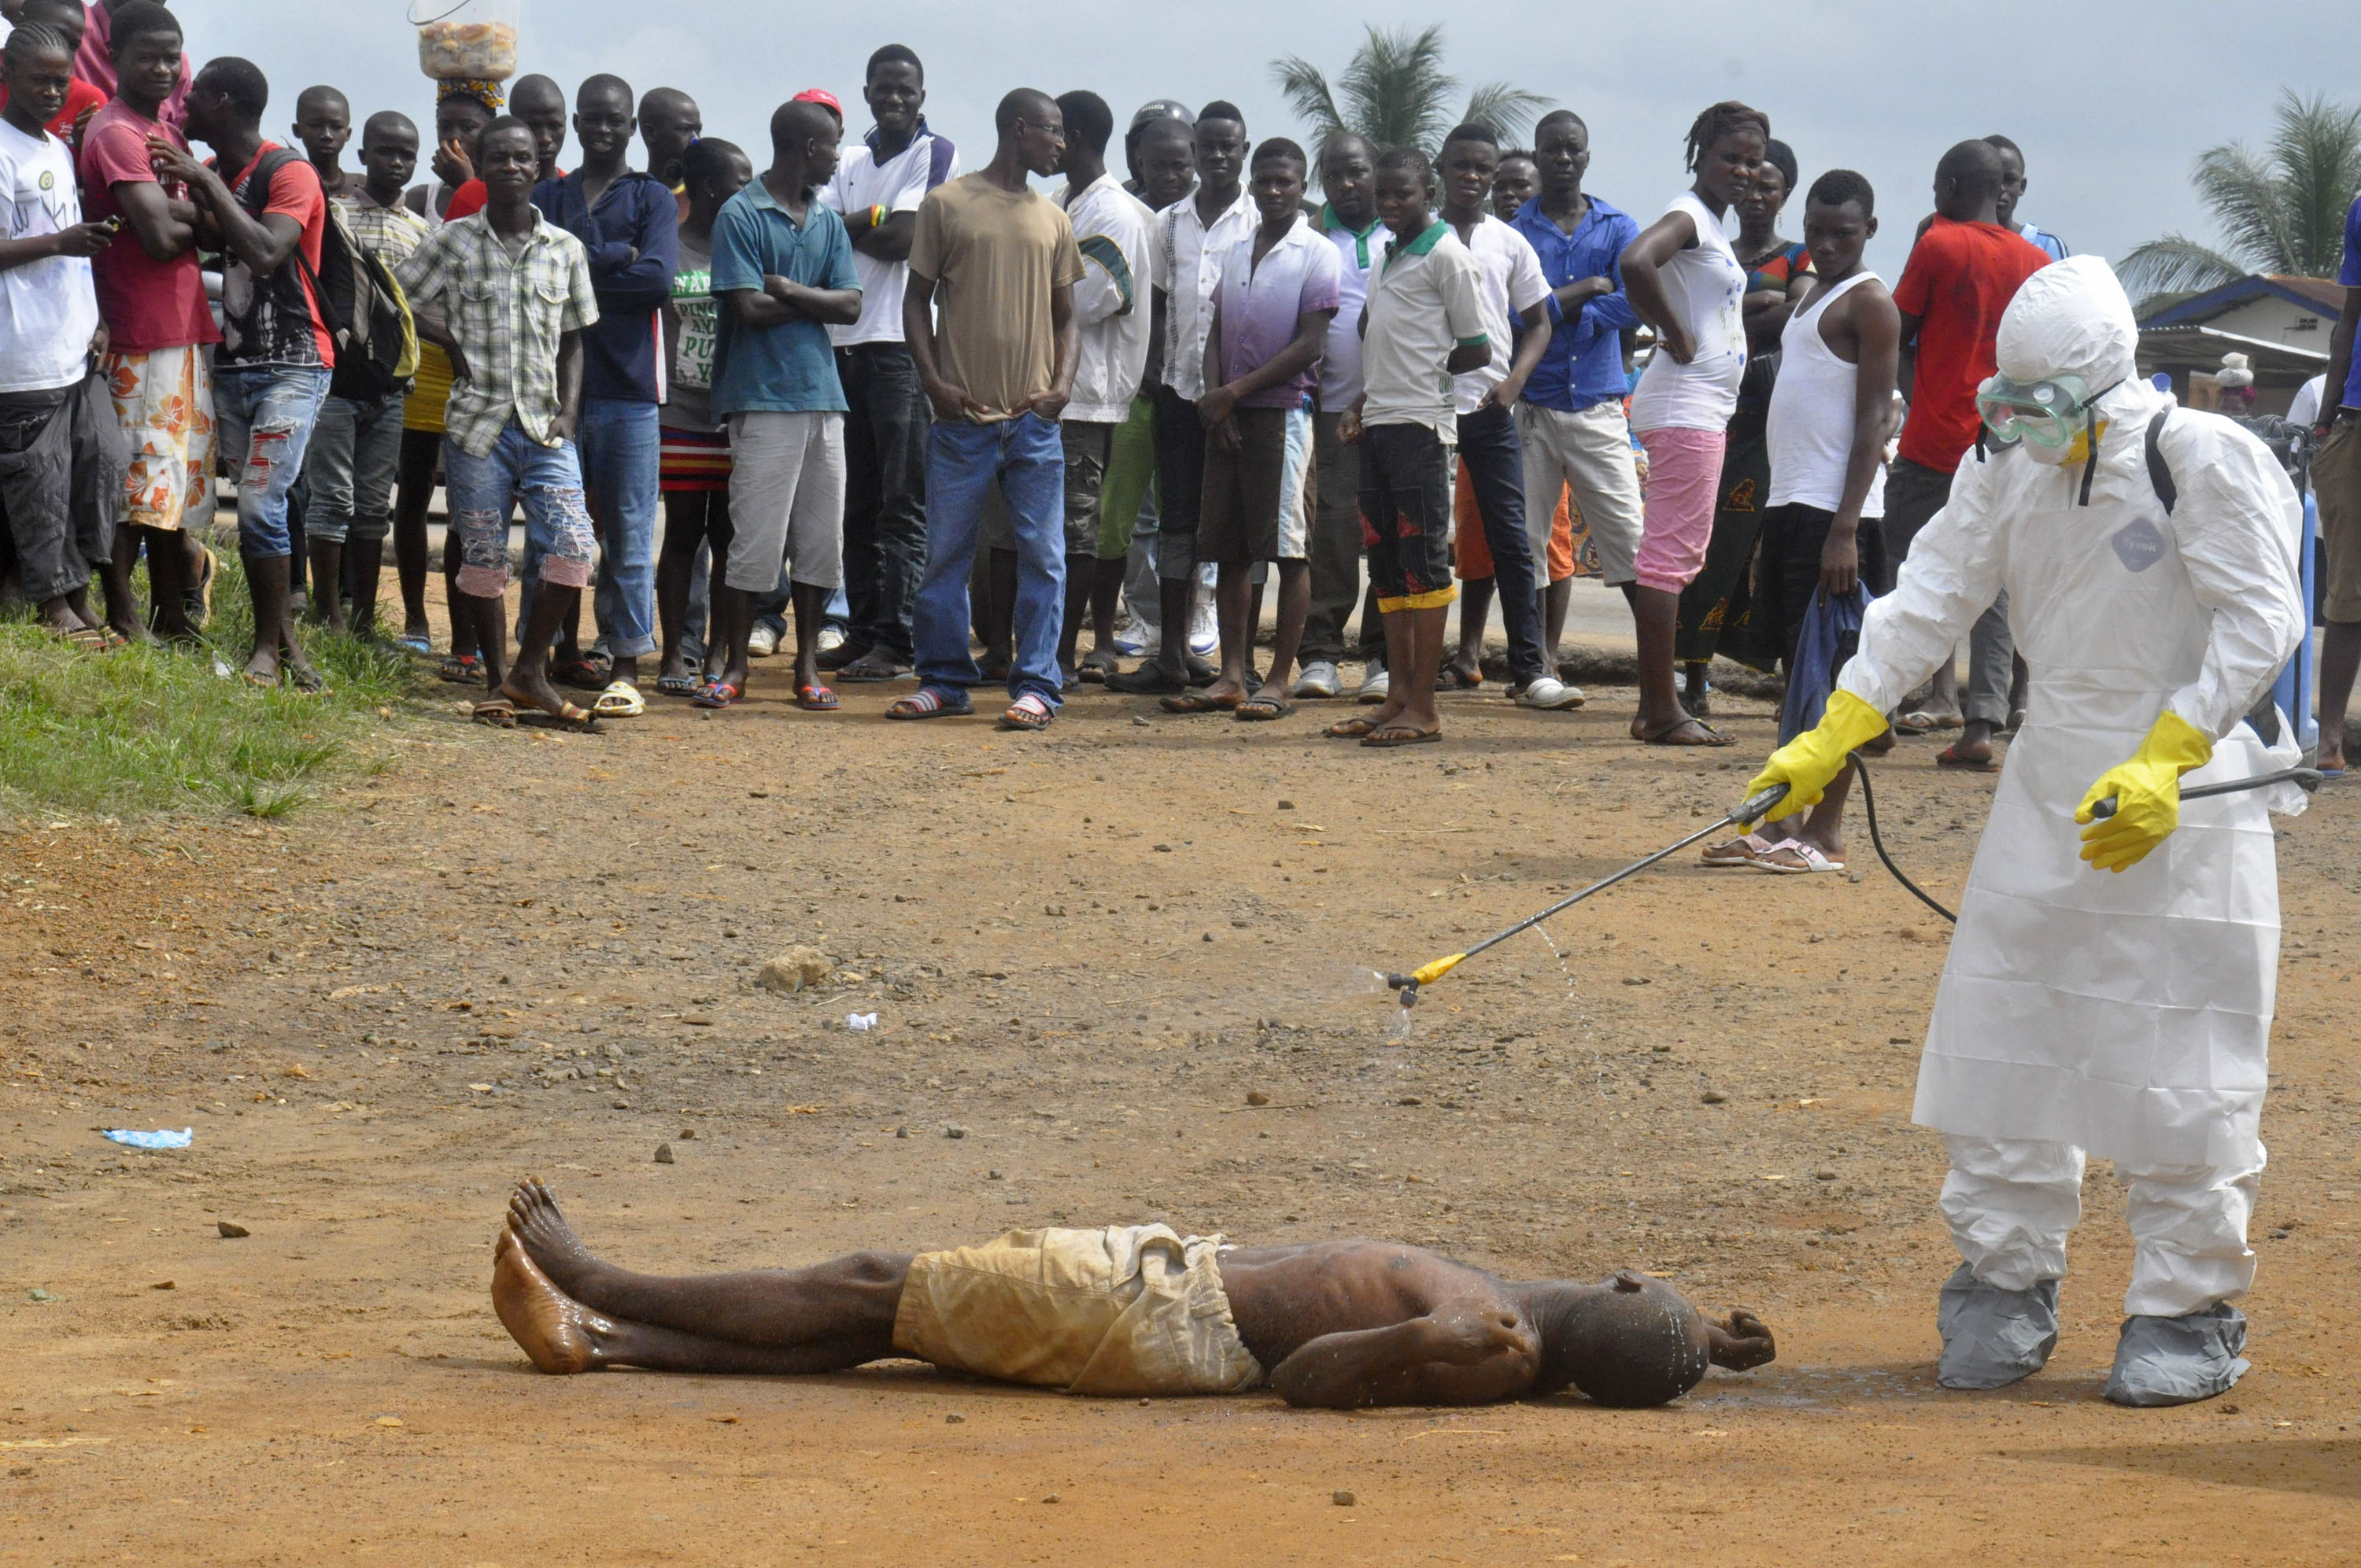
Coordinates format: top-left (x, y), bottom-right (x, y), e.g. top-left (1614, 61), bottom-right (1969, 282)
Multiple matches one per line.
top-left (217, 1221), bottom-right (250, 1238)
top-left (758, 946), bottom-right (834, 994)
top-left (654, 1143), bottom-right (674, 1164)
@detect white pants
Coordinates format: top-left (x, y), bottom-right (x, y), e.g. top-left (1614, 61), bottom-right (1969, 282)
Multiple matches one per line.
top-left (1516, 400), bottom-right (1644, 587)
top-left (1940, 1135), bottom-right (2263, 1318)
top-left (726, 411), bottom-right (846, 593)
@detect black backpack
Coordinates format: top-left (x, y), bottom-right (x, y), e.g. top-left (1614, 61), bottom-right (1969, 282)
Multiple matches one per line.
top-left (237, 148), bottom-right (419, 402)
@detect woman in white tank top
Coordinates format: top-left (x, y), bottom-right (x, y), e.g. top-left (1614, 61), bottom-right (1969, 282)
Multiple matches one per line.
top-left (1613, 101), bottom-right (1772, 747)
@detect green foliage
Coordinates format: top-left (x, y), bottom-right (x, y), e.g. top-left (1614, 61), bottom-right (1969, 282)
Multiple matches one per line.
top-left (0, 553), bottom-right (431, 821)
top-left (2123, 90), bottom-right (2361, 307)
top-left (1271, 24), bottom-right (1550, 174)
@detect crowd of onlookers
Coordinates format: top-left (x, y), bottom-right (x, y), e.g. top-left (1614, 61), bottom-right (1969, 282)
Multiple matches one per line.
top-left (9, 4), bottom-right (2347, 849)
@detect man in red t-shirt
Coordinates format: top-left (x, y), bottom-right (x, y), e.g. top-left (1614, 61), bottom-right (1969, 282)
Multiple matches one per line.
top-left (76, 0), bottom-right (214, 644)
top-left (150, 54), bottom-right (339, 691)
top-left (1883, 138), bottom-right (2051, 762)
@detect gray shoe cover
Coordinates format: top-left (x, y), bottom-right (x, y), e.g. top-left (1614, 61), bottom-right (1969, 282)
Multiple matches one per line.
top-left (2104, 1304), bottom-right (2249, 1408)
top-left (1936, 1263), bottom-right (2060, 1390)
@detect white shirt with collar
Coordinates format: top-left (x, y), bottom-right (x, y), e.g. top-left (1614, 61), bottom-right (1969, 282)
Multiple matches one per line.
top-left (1155, 183), bottom-right (1256, 401)
top-left (1056, 172), bottom-right (1156, 424)
top-left (1450, 213), bottom-right (1550, 415)
top-left (820, 120), bottom-right (959, 348)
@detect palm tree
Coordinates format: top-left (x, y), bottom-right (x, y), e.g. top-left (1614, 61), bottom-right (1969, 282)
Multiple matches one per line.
top-left (1270, 23), bottom-right (1550, 168)
top-left (2120, 90), bottom-right (2361, 307)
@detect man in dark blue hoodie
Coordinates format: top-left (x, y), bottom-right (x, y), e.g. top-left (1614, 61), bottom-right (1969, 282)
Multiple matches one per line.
top-left (532, 72), bottom-right (679, 716)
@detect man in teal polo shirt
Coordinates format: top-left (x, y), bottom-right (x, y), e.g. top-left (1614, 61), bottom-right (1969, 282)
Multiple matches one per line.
top-left (701, 97), bottom-right (863, 710)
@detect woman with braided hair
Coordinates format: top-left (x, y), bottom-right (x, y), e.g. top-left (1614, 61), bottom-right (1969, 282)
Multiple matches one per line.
top-left (1616, 99), bottom-right (1768, 747)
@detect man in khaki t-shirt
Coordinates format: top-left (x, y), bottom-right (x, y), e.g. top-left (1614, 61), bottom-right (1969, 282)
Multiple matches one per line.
top-left (891, 89), bottom-right (1084, 732)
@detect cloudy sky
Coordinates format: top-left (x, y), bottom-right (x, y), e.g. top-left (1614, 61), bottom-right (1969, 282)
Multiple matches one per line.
top-left (168, 0), bottom-right (2355, 279)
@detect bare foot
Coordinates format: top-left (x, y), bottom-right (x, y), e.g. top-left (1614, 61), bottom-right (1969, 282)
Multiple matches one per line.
top-left (491, 1224), bottom-right (608, 1374)
top-left (506, 1177), bottom-right (600, 1297)
top-left (1632, 714), bottom-right (1730, 747)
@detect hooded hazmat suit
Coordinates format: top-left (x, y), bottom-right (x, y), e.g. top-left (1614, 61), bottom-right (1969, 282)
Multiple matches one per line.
top-left (1833, 259), bottom-right (2306, 1337)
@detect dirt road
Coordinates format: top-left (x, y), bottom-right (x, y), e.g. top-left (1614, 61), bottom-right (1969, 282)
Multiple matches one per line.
top-left (4, 662), bottom-right (2356, 1564)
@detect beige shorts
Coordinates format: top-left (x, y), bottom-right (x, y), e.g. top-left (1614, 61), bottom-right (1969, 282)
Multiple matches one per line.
top-left (890, 1224), bottom-right (1264, 1396)
top-left (2315, 413), bottom-right (2361, 622)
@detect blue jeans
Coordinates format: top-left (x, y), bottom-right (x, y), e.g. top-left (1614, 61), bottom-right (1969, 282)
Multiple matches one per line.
top-left (912, 413), bottom-right (1066, 705)
top-left (442, 420), bottom-right (596, 598)
top-left (568, 397), bottom-right (661, 658)
top-left (214, 366), bottom-right (331, 560)
top-left (301, 393), bottom-right (404, 544)
top-left (1458, 401), bottom-right (1548, 685)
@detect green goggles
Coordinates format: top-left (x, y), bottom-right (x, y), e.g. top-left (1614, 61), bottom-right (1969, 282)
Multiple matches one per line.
top-left (1975, 374), bottom-right (2107, 449)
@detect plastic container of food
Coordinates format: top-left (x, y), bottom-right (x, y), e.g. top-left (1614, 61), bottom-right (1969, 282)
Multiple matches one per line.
top-left (412, 0), bottom-right (520, 82)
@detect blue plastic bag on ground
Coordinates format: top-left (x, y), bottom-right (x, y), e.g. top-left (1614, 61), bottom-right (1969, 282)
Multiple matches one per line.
top-left (1779, 582), bottom-right (1875, 744)
top-left (102, 1128), bottom-right (192, 1149)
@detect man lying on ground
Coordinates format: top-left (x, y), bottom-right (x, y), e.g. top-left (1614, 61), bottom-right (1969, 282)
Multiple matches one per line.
top-left (492, 1179), bottom-right (1774, 1408)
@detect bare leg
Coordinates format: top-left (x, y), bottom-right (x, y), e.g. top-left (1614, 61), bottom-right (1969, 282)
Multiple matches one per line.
top-left (305, 537), bottom-right (346, 631)
top-left (442, 529), bottom-right (478, 662)
top-left (98, 537), bottom-right (155, 644)
top-left (1088, 554), bottom-right (1126, 651)
top-left (348, 537), bottom-right (385, 640)
top-left (1059, 550), bottom-right (1097, 675)
top-left (1628, 584), bottom-right (1723, 744)
top-left (654, 492), bottom-right (706, 687)
top-left (1543, 575), bottom-right (1572, 673)
top-left (791, 579), bottom-right (830, 696)
top-left (503, 1180), bottom-right (907, 1353)
top-left (2319, 621), bottom-right (2361, 771)
top-left (493, 1227), bottom-right (897, 1375)
top-left (981, 546), bottom-right (1018, 679)
top-left (1262, 559), bottom-right (1310, 696)
top-left (392, 429), bottom-right (436, 640)
top-left (1204, 560), bottom-right (1253, 703)
top-left (144, 526), bottom-right (194, 641)
top-left (1450, 576), bottom-right (1492, 684)
top-left (501, 581), bottom-right (580, 718)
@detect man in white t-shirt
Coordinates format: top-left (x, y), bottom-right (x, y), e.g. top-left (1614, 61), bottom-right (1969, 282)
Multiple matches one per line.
top-left (1300, 131), bottom-right (1385, 701)
top-left (1332, 146), bottom-right (1493, 749)
top-left (0, 20), bottom-right (122, 640)
top-left (1435, 122), bottom-right (1580, 710)
top-left (817, 44), bottom-right (959, 682)
top-left (1107, 100), bottom-right (1254, 695)
top-left (1051, 89), bottom-right (1155, 681)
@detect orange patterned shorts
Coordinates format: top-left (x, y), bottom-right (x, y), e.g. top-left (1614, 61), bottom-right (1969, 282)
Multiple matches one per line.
top-left (104, 345), bottom-right (216, 532)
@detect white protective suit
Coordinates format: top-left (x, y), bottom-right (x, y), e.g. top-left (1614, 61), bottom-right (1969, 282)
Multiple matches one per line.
top-left (1838, 258), bottom-right (2307, 1319)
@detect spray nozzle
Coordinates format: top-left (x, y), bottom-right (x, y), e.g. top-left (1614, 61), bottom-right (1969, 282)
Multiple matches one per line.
top-left (1384, 974), bottom-right (1421, 1009)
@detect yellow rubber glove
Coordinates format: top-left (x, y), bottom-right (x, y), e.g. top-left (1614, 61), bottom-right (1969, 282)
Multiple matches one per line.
top-left (2075, 710), bottom-right (2212, 873)
top-left (1743, 688), bottom-right (1890, 824)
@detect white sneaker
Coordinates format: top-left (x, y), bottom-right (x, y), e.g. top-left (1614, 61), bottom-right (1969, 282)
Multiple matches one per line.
top-left (1293, 660), bottom-right (1341, 699)
top-left (1356, 664), bottom-right (1390, 704)
top-left (1188, 598), bottom-right (1218, 658)
top-left (815, 625), bottom-right (847, 653)
top-left (1111, 612), bottom-right (1152, 656)
top-left (1514, 676), bottom-right (1586, 710)
top-left (747, 624), bottom-right (781, 658)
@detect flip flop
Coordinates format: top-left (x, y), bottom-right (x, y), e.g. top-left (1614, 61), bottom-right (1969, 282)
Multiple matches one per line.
top-left (1934, 743), bottom-right (2001, 773)
top-left (1234, 693), bottom-right (1294, 721)
top-left (471, 698), bottom-right (518, 729)
top-left (1362, 723), bottom-right (1443, 748)
top-left (1077, 649), bottom-right (1121, 683)
top-left (1439, 666), bottom-right (1483, 691)
top-left (885, 687), bottom-right (974, 721)
top-left (592, 681), bottom-right (646, 718)
top-left (1753, 839), bottom-right (1846, 875)
top-left (1158, 691), bottom-right (1240, 714)
top-left (60, 626), bottom-right (116, 651)
top-left (837, 652), bottom-right (912, 682)
top-left (796, 682), bottom-right (841, 712)
top-left (283, 665), bottom-right (330, 697)
top-left (691, 679), bottom-right (741, 709)
top-left (500, 680), bottom-right (603, 732)
top-left (656, 670), bottom-right (702, 698)
top-left (396, 632), bottom-right (433, 656)
top-left (1701, 831), bottom-right (1778, 868)
top-left (1635, 718), bottom-right (1732, 747)
top-left (999, 693), bottom-right (1055, 732)
top-left (1325, 714), bottom-right (1384, 739)
top-left (552, 656), bottom-right (610, 691)
top-left (438, 653), bottom-right (483, 684)
top-left (1104, 663), bottom-right (1191, 695)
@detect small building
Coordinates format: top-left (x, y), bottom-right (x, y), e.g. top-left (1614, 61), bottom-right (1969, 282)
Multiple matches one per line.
top-left (2135, 275), bottom-right (2337, 415)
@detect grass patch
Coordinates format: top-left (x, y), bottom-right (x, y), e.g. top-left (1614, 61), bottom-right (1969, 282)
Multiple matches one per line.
top-left (0, 552), bottom-right (433, 821)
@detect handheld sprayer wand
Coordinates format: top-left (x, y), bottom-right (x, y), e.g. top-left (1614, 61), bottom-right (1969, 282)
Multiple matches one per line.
top-left (1384, 783), bottom-right (1790, 1011)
